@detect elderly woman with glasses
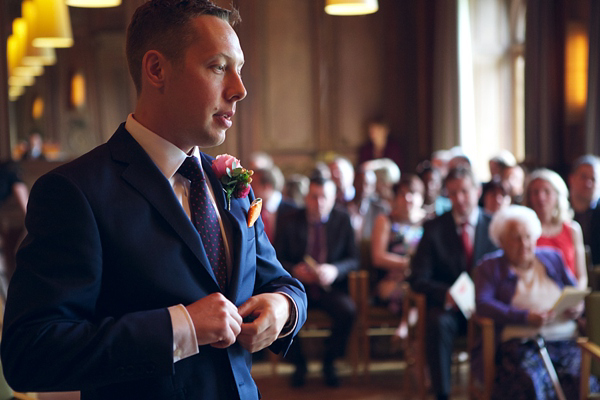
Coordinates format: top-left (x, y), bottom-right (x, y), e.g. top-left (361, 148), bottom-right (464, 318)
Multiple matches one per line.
top-left (474, 205), bottom-right (597, 400)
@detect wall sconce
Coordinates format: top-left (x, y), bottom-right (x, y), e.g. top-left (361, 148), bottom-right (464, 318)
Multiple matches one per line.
top-left (70, 72), bottom-right (86, 109)
top-left (565, 23), bottom-right (588, 115)
top-left (32, 0), bottom-right (74, 48)
top-left (325, 0), bottom-right (378, 16)
top-left (32, 96), bottom-right (45, 119)
top-left (66, 0), bottom-right (122, 7)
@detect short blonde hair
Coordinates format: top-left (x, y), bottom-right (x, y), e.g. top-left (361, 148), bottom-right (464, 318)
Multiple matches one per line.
top-left (524, 168), bottom-right (573, 224)
top-left (488, 205), bottom-right (542, 248)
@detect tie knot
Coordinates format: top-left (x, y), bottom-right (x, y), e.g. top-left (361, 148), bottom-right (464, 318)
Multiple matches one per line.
top-left (178, 156), bottom-right (204, 183)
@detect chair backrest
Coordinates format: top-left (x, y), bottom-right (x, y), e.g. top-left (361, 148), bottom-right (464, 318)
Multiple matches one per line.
top-left (586, 292), bottom-right (600, 377)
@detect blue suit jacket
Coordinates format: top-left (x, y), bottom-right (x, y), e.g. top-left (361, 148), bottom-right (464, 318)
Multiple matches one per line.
top-left (1, 125), bottom-right (307, 400)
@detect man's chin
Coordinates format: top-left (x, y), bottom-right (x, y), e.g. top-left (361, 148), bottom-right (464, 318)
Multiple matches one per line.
top-left (198, 130), bottom-right (227, 148)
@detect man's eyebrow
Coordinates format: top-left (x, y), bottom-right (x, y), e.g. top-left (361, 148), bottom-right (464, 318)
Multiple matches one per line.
top-left (210, 52), bottom-right (245, 66)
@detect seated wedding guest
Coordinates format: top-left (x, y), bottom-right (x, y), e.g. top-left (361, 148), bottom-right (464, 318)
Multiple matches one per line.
top-left (371, 174), bottom-right (425, 313)
top-left (409, 166), bottom-right (497, 400)
top-left (502, 163), bottom-right (526, 204)
top-left (275, 176), bottom-right (359, 388)
top-left (431, 149), bottom-right (451, 179)
top-left (363, 158), bottom-right (400, 208)
top-left (327, 155), bottom-right (355, 208)
top-left (475, 205), bottom-right (599, 400)
top-left (252, 166), bottom-right (297, 243)
top-left (488, 150), bottom-right (517, 181)
top-left (0, 161), bottom-right (29, 285)
top-left (480, 178), bottom-right (511, 215)
top-left (357, 117), bottom-right (403, 168)
top-left (283, 173), bottom-right (309, 208)
top-left (347, 166), bottom-right (390, 242)
top-left (447, 147), bottom-right (472, 171)
top-left (568, 155), bottom-right (600, 262)
top-left (525, 168), bottom-right (587, 289)
top-left (247, 151), bottom-right (274, 171)
top-left (417, 161), bottom-right (451, 218)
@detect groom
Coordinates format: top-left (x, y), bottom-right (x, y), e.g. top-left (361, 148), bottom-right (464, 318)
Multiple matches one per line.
top-left (1, 1), bottom-right (307, 400)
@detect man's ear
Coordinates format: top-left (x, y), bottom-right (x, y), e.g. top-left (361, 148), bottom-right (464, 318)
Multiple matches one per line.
top-left (141, 50), bottom-right (167, 90)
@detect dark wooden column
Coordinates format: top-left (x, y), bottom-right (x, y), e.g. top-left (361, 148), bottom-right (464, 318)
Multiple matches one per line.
top-left (0, 1), bottom-right (11, 160)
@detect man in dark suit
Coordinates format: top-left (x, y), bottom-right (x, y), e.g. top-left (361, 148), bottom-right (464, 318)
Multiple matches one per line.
top-left (1, 2), bottom-right (307, 400)
top-left (409, 166), bottom-right (497, 400)
top-left (275, 176), bottom-right (359, 387)
top-left (569, 155), bottom-right (600, 264)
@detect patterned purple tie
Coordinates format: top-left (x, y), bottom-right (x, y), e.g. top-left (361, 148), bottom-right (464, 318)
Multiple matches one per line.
top-left (177, 156), bottom-right (227, 291)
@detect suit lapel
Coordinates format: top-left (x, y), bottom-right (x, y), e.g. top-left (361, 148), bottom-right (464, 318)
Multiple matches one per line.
top-left (108, 127), bottom-right (220, 290)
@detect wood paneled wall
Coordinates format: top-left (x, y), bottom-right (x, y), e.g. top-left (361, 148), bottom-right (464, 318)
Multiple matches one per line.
top-left (1, 0), bottom-right (594, 179)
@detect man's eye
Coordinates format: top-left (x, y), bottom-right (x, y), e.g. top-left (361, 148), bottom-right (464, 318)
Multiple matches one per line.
top-left (213, 65), bottom-right (225, 72)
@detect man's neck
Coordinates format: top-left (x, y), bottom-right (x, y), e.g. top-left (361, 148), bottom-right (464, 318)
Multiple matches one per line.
top-left (571, 196), bottom-right (596, 213)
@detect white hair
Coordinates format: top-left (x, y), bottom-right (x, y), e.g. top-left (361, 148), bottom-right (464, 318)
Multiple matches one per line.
top-left (525, 168), bottom-right (573, 223)
top-left (488, 205), bottom-right (542, 248)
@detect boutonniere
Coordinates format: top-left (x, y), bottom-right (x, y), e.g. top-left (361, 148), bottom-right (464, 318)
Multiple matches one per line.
top-left (212, 154), bottom-right (254, 210)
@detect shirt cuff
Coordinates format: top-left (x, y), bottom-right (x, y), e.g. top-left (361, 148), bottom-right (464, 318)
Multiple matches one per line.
top-left (168, 304), bottom-right (199, 363)
top-left (277, 292), bottom-right (298, 338)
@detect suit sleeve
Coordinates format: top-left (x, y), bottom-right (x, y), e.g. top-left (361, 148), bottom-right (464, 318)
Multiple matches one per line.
top-left (330, 212), bottom-right (359, 279)
top-left (408, 220), bottom-right (451, 307)
top-left (1, 173), bottom-right (174, 392)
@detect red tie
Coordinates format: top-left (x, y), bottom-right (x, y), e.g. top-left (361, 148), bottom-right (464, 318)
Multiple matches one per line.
top-left (461, 222), bottom-right (473, 272)
top-left (178, 156), bottom-right (228, 291)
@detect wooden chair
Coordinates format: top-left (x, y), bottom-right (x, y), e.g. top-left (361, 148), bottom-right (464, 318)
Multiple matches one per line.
top-left (268, 271), bottom-right (362, 377)
top-left (468, 315), bottom-right (495, 400)
top-left (579, 291), bottom-right (600, 399)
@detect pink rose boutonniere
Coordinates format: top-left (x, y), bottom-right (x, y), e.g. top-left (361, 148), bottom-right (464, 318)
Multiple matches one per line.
top-left (211, 154), bottom-right (254, 210)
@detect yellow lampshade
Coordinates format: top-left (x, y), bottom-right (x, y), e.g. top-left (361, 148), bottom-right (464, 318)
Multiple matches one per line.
top-left (7, 35), bottom-right (20, 78)
top-left (32, 0), bottom-right (74, 48)
top-left (9, 75), bottom-right (35, 87)
top-left (11, 18), bottom-right (44, 77)
top-left (325, 0), bottom-right (378, 15)
top-left (9, 85), bottom-right (25, 102)
top-left (66, 0), bottom-right (121, 7)
top-left (22, 0), bottom-right (57, 65)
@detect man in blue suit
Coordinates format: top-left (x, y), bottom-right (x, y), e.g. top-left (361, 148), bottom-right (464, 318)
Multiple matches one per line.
top-left (409, 166), bottom-right (497, 400)
top-left (0, 1), bottom-right (307, 399)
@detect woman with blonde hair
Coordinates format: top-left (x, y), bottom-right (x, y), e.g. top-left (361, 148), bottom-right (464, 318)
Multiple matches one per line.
top-left (525, 168), bottom-right (587, 289)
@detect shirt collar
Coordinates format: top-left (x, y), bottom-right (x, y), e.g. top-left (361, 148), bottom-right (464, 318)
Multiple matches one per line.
top-left (452, 206), bottom-right (480, 227)
top-left (125, 114), bottom-right (201, 179)
top-left (265, 191), bottom-right (282, 213)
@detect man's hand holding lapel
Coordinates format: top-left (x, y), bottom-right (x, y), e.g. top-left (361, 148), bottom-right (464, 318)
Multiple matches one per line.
top-left (185, 293), bottom-right (243, 348)
top-left (236, 293), bottom-right (291, 353)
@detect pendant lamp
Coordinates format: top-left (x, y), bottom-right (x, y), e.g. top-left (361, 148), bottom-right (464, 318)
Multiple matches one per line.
top-left (32, 0), bottom-right (74, 48)
top-left (325, 0), bottom-right (378, 15)
top-left (66, 0), bottom-right (121, 7)
top-left (22, 0), bottom-right (57, 65)
top-left (11, 19), bottom-right (45, 77)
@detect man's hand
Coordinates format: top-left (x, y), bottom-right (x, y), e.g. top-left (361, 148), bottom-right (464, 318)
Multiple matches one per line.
top-left (185, 292), bottom-right (243, 349)
top-left (237, 293), bottom-right (290, 353)
top-left (316, 263), bottom-right (338, 286)
top-left (292, 262), bottom-right (319, 284)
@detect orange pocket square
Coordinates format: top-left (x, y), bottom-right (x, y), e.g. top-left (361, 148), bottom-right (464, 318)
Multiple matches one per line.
top-left (247, 198), bottom-right (262, 227)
